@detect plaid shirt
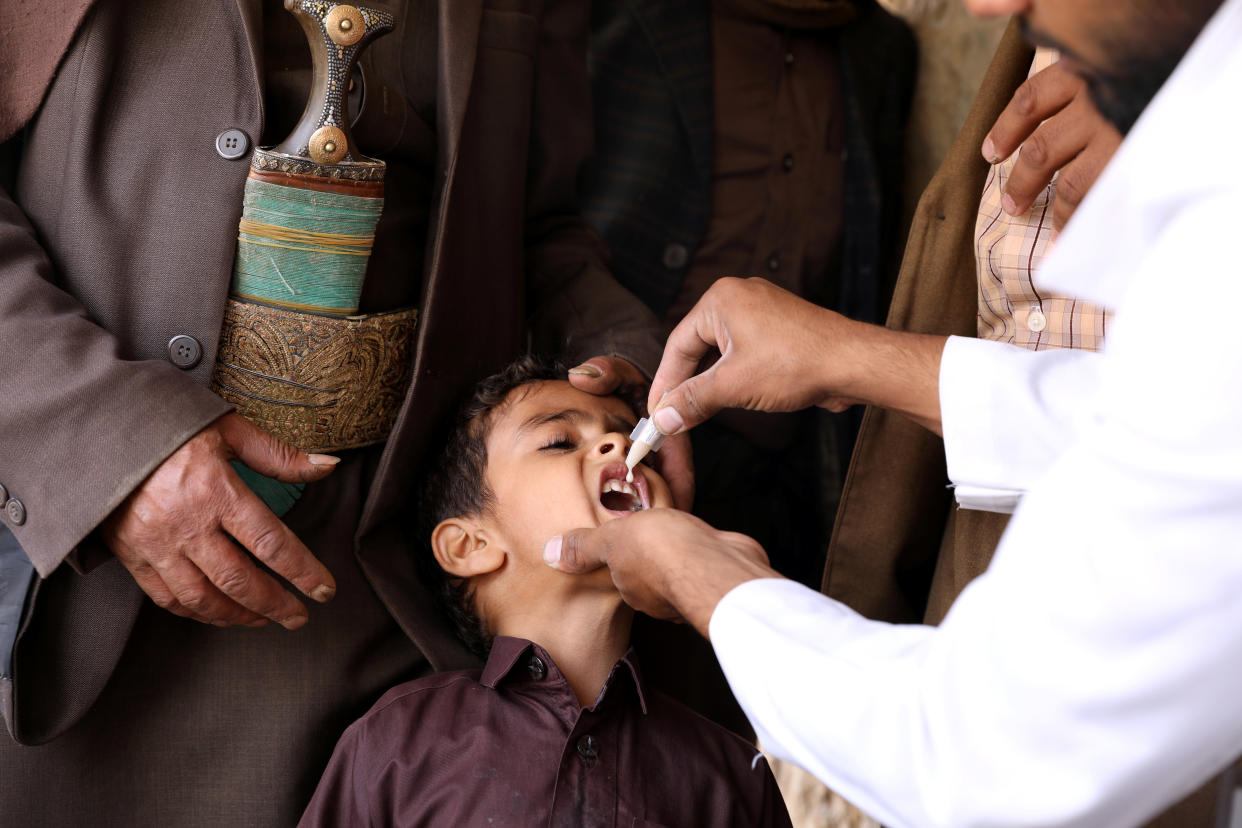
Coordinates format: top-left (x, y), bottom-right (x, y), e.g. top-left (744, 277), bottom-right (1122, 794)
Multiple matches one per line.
top-left (974, 49), bottom-right (1113, 352)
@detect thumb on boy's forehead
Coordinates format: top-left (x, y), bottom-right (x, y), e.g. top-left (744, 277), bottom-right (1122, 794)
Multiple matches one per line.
top-left (543, 530), bottom-right (607, 574)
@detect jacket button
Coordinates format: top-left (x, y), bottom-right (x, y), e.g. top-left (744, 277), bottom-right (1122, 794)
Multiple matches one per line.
top-left (167, 335), bottom-right (203, 369)
top-left (662, 243), bottom-right (689, 270)
top-left (527, 655), bottom-right (547, 681)
top-left (576, 734), bottom-right (598, 760)
top-left (766, 253), bottom-right (781, 272)
top-left (782, 153), bottom-right (795, 172)
top-left (6, 499), bottom-right (26, 526)
top-left (215, 129), bottom-right (250, 160)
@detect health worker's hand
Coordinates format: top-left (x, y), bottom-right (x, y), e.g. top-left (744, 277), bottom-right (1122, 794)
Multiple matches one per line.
top-left (569, 355), bottom-right (694, 511)
top-left (100, 413), bottom-right (339, 629)
top-left (982, 57), bottom-right (1122, 231)
top-left (647, 278), bottom-right (948, 437)
top-left (543, 508), bottom-right (778, 637)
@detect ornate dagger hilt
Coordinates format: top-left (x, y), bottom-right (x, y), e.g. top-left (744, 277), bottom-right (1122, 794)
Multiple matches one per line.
top-left (273, 1), bottom-right (395, 169)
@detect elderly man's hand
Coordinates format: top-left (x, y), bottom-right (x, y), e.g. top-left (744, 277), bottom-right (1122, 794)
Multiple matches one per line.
top-left (569, 355), bottom-right (694, 510)
top-left (982, 57), bottom-right (1122, 230)
top-left (543, 509), bottom-right (778, 637)
top-left (100, 413), bottom-right (340, 629)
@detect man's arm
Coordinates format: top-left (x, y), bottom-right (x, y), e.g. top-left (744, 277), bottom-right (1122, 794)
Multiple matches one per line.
top-left (0, 176), bottom-right (336, 628)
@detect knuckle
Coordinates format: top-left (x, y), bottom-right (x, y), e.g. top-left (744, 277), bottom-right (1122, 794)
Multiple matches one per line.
top-left (1013, 79), bottom-right (1038, 118)
top-left (1020, 132), bottom-right (1050, 169)
top-left (173, 588), bottom-right (211, 614)
top-left (149, 591), bottom-right (178, 610)
top-left (1057, 168), bottom-right (1089, 206)
top-left (246, 525), bottom-right (289, 565)
top-left (680, 381), bottom-right (707, 423)
top-left (214, 565), bottom-right (253, 596)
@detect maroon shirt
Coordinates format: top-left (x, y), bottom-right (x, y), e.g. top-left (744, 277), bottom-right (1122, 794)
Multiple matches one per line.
top-left (299, 637), bottom-right (792, 827)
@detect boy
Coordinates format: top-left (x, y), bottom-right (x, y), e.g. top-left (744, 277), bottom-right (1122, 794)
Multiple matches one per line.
top-left (299, 356), bottom-right (792, 826)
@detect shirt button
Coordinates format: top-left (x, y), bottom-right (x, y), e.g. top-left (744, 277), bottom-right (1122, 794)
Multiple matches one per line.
top-left (215, 129), bottom-right (250, 160)
top-left (527, 655), bottom-right (547, 681)
top-left (766, 253), bottom-right (781, 272)
top-left (1027, 308), bottom-right (1048, 333)
top-left (662, 243), bottom-right (689, 270)
top-left (167, 335), bottom-right (203, 369)
top-left (784, 51), bottom-right (795, 66)
top-left (6, 499), bottom-right (26, 527)
top-left (576, 734), bottom-right (599, 761)
top-left (781, 153), bottom-right (794, 172)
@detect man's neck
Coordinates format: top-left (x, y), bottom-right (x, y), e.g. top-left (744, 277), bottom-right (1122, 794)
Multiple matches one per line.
top-left (494, 596), bottom-right (633, 708)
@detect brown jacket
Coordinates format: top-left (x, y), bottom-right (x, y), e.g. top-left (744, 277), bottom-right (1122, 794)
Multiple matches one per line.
top-left (0, 0), bottom-right (660, 746)
top-left (823, 22), bottom-right (1028, 627)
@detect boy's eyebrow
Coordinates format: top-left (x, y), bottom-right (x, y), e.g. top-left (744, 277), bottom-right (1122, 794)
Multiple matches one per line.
top-left (513, 408), bottom-right (636, 441)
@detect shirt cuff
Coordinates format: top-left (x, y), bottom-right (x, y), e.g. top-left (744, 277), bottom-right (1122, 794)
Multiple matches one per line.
top-left (940, 336), bottom-right (1101, 496)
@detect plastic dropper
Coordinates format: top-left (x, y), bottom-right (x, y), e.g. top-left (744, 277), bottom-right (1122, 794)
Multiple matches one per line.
top-left (624, 417), bottom-right (668, 482)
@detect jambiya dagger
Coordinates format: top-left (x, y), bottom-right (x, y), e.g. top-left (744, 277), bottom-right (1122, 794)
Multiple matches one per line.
top-left (209, 1), bottom-right (415, 514)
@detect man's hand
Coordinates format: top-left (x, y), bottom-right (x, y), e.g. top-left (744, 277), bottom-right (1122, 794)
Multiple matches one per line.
top-left (982, 58), bottom-right (1122, 231)
top-left (646, 279), bottom-right (948, 436)
top-left (568, 355), bottom-right (694, 510)
top-left (100, 413), bottom-right (340, 629)
top-left (543, 509), bottom-right (777, 637)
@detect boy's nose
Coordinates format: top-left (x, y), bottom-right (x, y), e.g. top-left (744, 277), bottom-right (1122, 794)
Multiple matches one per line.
top-left (593, 432), bottom-right (627, 457)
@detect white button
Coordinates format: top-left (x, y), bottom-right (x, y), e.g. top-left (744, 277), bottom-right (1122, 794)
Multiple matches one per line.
top-left (1027, 308), bottom-right (1047, 333)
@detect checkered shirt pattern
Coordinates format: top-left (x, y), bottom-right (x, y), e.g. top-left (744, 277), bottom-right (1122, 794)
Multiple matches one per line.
top-left (974, 49), bottom-right (1113, 352)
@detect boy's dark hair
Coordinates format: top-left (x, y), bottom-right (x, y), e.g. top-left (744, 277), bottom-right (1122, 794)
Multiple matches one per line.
top-left (417, 354), bottom-right (578, 659)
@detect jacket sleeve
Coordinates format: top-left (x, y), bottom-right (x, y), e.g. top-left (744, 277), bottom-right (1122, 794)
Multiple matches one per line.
top-left (0, 173), bottom-right (230, 578)
top-left (521, 0), bottom-right (665, 376)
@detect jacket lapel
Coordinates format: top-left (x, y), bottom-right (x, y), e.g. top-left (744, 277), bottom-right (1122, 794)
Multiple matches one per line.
top-left (233, 0), bottom-right (265, 102)
top-left (436, 0), bottom-right (483, 172)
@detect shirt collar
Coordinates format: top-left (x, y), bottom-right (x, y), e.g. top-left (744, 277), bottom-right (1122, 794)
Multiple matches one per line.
top-left (480, 636), bottom-right (649, 715)
top-left (1036, 0), bottom-right (1242, 308)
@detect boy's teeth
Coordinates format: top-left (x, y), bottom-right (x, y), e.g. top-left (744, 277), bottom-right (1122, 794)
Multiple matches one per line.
top-left (600, 477), bottom-right (644, 511)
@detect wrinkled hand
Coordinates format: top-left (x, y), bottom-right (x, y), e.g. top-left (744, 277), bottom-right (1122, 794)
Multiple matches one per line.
top-left (100, 413), bottom-right (340, 629)
top-left (543, 509), bottom-right (776, 637)
top-left (568, 355), bottom-right (694, 510)
top-left (982, 57), bottom-right (1122, 230)
top-left (646, 278), bottom-right (866, 436)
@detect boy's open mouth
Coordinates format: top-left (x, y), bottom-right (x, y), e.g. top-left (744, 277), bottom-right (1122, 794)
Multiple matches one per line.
top-left (598, 462), bottom-right (651, 515)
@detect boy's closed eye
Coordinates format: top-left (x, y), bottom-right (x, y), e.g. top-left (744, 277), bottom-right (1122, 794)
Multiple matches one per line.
top-left (539, 433), bottom-right (577, 452)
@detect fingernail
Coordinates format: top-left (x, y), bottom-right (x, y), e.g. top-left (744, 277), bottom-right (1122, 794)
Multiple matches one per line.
top-left (1001, 193), bottom-right (1019, 216)
top-left (652, 406), bottom-right (684, 435)
top-left (569, 363), bottom-right (603, 379)
top-left (308, 454), bottom-right (341, 467)
top-left (543, 536), bottom-right (563, 566)
top-left (982, 136), bottom-right (1000, 164)
top-left (310, 584), bottom-right (335, 603)
top-left (281, 615), bottom-right (308, 630)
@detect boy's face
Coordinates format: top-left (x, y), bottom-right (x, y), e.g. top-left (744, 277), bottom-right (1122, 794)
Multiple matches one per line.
top-left (479, 380), bottom-right (673, 587)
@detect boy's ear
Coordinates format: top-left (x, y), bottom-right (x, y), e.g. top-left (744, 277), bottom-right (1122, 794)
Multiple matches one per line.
top-left (432, 517), bottom-right (505, 578)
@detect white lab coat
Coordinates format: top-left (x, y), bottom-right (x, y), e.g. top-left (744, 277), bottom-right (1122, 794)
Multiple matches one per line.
top-left (709, 2), bottom-right (1242, 825)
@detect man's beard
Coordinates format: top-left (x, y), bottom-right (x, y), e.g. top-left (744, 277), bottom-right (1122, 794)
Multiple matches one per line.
top-left (1081, 54), bottom-right (1184, 136)
top-left (1020, 6), bottom-right (1220, 136)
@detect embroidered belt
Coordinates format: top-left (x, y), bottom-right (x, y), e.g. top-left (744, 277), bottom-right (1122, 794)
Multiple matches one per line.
top-left (210, 299), bottom-right (417, 453)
